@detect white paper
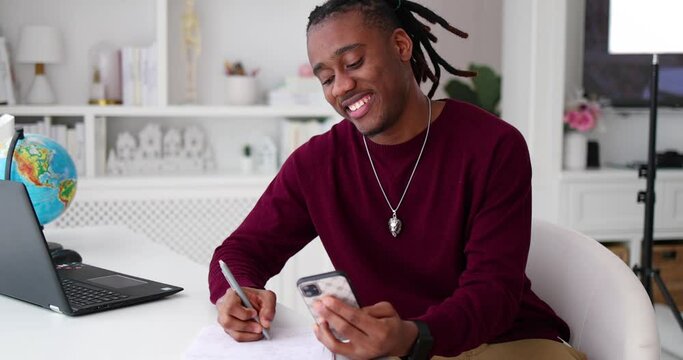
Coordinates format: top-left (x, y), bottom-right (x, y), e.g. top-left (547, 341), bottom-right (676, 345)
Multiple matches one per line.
top-left (184, 324), bottom-right (333, 360)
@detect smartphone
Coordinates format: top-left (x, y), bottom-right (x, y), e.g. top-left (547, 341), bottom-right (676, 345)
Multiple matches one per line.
top-left (297, 270), bottom-right (360, 342)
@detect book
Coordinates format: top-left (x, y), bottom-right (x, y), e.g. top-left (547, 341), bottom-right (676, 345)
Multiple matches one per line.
top-left (0, 37), bottom-right (16, 105)
top-left (50, 124), bottom-right (68, 150)
top-left (122, 44), bottom-right (158, 106)
top-left (74, 122), bottom-right (85, 176)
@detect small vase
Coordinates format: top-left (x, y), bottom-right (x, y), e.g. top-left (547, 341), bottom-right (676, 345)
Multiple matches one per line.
top-left (225, 76), bottom-right (258, 105)
top-left (564, 131), bottom-right (588, 170)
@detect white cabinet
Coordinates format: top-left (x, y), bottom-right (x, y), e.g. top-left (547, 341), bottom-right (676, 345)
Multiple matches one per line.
top-left (659, 181), bottom-right (683, 234)
top-left (559, 169), bottom-right (683, 265)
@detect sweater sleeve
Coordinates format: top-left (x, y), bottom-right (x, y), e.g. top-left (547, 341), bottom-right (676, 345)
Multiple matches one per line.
top-left (208, 152), bottom-right (317, 303)
top-left (414, 129), bottom-right (533, 356)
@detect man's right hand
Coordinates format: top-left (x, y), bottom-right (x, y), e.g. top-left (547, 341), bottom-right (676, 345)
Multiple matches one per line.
top-left (216, 287), bottom-right (276, 342)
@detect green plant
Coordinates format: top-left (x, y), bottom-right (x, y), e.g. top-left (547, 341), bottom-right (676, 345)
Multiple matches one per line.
top-left (444, 63), bottom-right (501, 116)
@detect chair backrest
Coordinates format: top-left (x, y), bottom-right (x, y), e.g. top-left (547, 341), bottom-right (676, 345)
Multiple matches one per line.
top-left (526, 219), bottom-right (660, 360)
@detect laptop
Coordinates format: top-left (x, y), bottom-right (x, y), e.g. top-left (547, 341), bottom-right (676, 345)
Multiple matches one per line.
top-left (0, 180), bottom-right (183, 315)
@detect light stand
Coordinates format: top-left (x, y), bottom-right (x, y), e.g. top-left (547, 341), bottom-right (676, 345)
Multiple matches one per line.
top-left (608, 0), bottom-right (683, 332)
top-left (632, 54), bottom-right (683, 331)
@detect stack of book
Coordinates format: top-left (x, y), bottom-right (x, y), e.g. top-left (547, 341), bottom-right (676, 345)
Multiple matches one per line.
top-left (19, 121), bottom-right (86, 176)
top-left (121, 42), bottom-right (158, 106)
top-left (0, 37), bottom-right (16, 105)
top-left (268, 77), bottom-right (326, 107)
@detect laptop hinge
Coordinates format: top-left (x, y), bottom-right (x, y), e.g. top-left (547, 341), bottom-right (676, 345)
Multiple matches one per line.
top-left (49, 305), bottom-right (63, 314)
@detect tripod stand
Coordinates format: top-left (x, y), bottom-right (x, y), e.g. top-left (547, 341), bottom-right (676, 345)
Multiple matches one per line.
top-left (632, 54), bottom-right (683, 331)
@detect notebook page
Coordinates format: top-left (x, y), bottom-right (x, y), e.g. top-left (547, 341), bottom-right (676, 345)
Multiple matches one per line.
top-left (184, 324), bottom-right (333, 360)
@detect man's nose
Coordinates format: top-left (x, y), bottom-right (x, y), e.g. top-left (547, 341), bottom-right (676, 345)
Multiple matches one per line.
top-left (331, 72), bottom-right (355, 98)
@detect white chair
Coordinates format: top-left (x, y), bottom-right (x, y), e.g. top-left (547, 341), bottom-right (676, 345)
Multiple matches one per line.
top-left (526, 219), bottom-right (660, 360)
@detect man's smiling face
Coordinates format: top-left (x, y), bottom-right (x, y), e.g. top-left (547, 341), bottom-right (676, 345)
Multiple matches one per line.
top-left (307, 10), bottom-right (413, 138)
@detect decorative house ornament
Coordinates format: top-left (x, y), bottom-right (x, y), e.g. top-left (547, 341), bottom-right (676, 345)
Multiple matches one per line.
top-left (183, 125), bottom-right (204, 158)
top-left (107, 123), bottom-right (215, 176)
top-left (139, 124), bottom-right (162, 160)
top-left (253, 136), bottom-right (277, 174)
top-left (116, 132), bottom-right (137, 162)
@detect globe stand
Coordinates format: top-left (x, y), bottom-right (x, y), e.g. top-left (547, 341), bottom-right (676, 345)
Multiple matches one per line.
top-left (47, 241), bottom-right (62, 252)
top-left (4, 128), bottom-right (64, 255)
top-left (4, 128), bottom-right (24, 181)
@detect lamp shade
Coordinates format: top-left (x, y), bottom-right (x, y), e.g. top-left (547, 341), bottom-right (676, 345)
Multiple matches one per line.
top-left (16, 25), bottom-right (63, 64)
top-left (609, 0), bottom-right (683, 54)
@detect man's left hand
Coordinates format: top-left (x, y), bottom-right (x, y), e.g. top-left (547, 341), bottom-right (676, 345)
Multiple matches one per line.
top-left (313, 297), bottom-right (418, 360)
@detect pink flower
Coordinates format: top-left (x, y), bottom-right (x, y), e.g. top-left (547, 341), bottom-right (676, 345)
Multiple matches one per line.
top-left (564, 104), bottom-right (597, 132)
top-left (298, 63), bottom-right (314, 77)
top-left (587, 103), bottom-right (602, 120)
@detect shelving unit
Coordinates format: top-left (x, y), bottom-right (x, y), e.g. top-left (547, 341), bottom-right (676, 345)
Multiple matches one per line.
top-left (0, 0), bottom-right (337, 291)
top-left (1, 0), bottom-right (334, 179)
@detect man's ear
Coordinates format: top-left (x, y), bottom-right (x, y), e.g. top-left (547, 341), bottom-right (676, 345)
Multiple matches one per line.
top-left (392, 28), bottom-right (413, 62)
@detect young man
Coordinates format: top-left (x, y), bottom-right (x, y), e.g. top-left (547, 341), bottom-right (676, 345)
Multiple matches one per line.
top-left (209, 1), bottom-right (586, 359)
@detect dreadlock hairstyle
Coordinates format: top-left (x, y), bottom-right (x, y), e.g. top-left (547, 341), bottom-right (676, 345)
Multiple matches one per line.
top-left (307, 0), bottom-right (476, 98)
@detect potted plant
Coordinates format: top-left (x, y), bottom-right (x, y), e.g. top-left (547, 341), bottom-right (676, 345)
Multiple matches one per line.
top-left (444, 63), bottom-right (501, 116)
top-left (563, 91), bottom-right (602, 170)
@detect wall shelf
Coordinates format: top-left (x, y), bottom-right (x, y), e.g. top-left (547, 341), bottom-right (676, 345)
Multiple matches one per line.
top-left (1, 105), bottom-right (337, 119)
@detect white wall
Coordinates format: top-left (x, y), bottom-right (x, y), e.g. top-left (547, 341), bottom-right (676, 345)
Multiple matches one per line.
top-left (593, 110), bottom-right (683, 166)
top-left (0, 0), bottom-right (503, 106)
top-left (419, 0), bottom-right (502, 99)
top-left (564, 0), bottom-right (585, 104)
top-left (167, 0), bottom-right (321, 106)
top-left (501, 0), bottom-right (568, 222)
top-left (166, 0), bottom-right (502, 105)
top-left (0, 0), bottom-right (156, 105)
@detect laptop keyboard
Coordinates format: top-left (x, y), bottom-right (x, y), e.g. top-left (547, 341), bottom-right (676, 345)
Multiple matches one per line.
top-left (61, 278), bottom-right (128, 308)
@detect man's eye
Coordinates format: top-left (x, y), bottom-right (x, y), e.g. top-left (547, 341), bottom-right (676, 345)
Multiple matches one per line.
top-left (347, 58), bottom-right (363, 69)
top-left (321, 76), bottom-right (334, 86)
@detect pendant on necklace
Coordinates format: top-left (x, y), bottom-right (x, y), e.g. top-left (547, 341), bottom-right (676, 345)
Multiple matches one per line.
top-left (388, 212), bottom-right (402, 237)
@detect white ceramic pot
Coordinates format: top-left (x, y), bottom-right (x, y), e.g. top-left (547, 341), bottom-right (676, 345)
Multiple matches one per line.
top-left (564, 131), bottom-right (588, 170)
top-left (224, 76), bottom-right (258, 105)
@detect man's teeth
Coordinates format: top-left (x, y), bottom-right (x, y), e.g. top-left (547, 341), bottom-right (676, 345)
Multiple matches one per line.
top-left (348, 96), bottom-right (370, 111)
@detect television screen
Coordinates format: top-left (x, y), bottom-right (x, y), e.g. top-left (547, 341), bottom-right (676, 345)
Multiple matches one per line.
top-left (583, 0), bottom-right (683, 107)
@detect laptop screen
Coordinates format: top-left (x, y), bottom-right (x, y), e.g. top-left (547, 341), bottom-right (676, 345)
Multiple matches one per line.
top-left (0, 181), bottom-right (70, 311)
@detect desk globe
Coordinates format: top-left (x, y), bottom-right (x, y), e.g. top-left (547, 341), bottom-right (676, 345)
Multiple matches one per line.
top-left (0, 133), bottom-right (77, 225)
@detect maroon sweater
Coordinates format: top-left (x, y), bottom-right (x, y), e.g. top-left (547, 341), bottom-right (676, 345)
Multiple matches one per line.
top-left (209, 100), bottom-right (569, 356)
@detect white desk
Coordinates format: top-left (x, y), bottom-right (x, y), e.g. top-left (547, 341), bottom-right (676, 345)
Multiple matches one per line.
top-left (0, 226), bottom-right (308, 359)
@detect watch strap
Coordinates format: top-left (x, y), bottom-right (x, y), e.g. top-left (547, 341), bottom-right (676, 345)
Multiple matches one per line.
top-left (401, 320), bottom-right (433, 360)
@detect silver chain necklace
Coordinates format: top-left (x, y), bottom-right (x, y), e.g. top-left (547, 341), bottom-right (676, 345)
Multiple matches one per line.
top-left (362, 97), bottom-right (432, 237)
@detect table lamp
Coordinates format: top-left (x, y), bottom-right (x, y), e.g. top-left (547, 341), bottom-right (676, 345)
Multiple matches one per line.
top-left (16, 25), bottom-right (63, 104)
top-left (608, 0), bottom-right (683, 331)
